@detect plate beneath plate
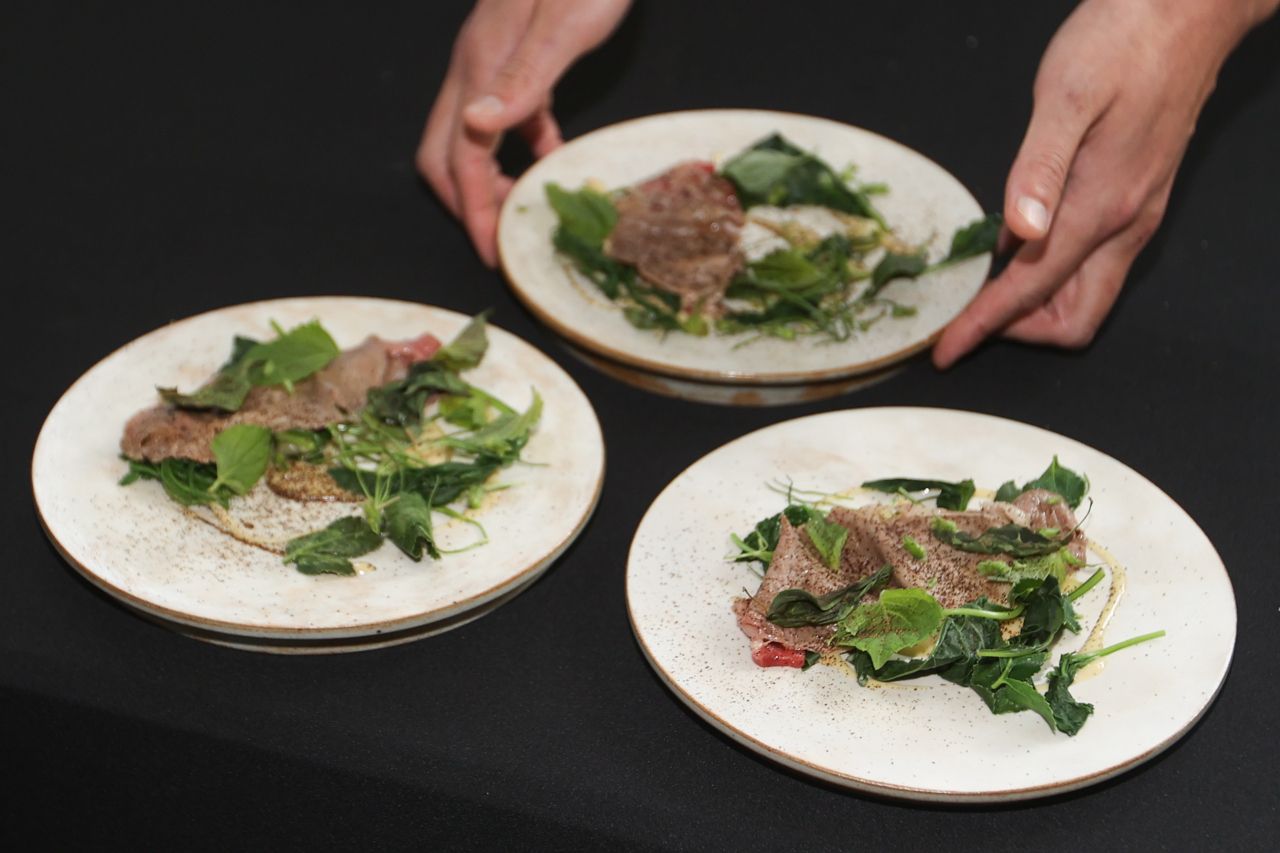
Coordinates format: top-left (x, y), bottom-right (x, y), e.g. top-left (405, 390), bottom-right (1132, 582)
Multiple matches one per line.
top-left (33, 297), bottom-right (605, 652)
top-left (498, 110), bottom-right (990, 402)
top-left (627, 408), bottom-right (1234, 801)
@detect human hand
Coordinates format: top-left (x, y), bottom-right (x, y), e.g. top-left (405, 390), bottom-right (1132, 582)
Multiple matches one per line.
top-left (933, 0), bottom-right (1278, 368)
top-left (417, 0), bottom-right (633, 268)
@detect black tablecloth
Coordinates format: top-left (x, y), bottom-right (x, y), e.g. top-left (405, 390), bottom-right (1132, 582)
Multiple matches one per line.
top-left (6, 2), bottom-right (1279, 849)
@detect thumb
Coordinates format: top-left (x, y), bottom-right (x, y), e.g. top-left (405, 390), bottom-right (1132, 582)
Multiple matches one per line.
top-left (1004, 98), bottom-right (1091, 242)
top-left (462, 38), bottom-right (578, 135)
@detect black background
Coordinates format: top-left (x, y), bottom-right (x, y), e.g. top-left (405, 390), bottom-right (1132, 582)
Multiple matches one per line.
top-left (5, 1), bottom-right (1279, 850)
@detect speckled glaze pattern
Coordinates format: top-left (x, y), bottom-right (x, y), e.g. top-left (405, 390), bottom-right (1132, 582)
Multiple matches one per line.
top-left (497, 110), bottom-right (989, 389)
top-left (33, 298), bottom-right (605, 650)
top-left (626, 408), bottom-right (1235, 802)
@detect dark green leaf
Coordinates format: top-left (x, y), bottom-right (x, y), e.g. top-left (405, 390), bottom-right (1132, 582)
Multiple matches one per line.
top-left (157, 367), bottom-right (253, 411)
top-left (1045, 654), bottom-right (1094, 736)
top-left (720, 135), bottom-right (883, 222)
top-left (384, 492), bottom-right (441, 561)
top-left (994, 480), bottom-right (1021, 503)
top-left (861, 477), bottom-right (976, 511)
top-left (545, 182), bottom-right (617, 245)
top-left (209, 424), bottom-right (271, 497)
top-left (942, 214), bottom-right (1003, 264)
top-left (767, 564), bottom-right (892, 627)
top-left (1008, 576), bottom-right (1080, 651)
top-left (284, 515), bottom-right (383, 576)
top-left (552, 228), bottom-right (634, 300)
top-left (929, 516), bottom-right (1067, 557)
top-left (120, 456), bottom-right (229, 508)
top-left (1020, 457), bottom-right (1089, 509)
top-left (871, 251), bottom-right (927, 290)
top-left (801, 651), bottom-right (822, 671)
top-left (438, 390), bottom-right (542, 462)
top-left (366, 361), bottom-right (472, 427)
top-left (431, 310), bottom-right (492, 373)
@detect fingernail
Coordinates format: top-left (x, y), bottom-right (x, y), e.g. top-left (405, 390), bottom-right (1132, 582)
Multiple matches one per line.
top-left (465, 95), bottom-right (505, 117)
top-left (1016, 196), bottom-right (1050, 234)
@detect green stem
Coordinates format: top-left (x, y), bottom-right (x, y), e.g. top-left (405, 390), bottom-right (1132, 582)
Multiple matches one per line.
top-left (943, 604), bottom-right (1025, 620)
top-left (1068, 567), bottom-right (1106, 601)
top-left (1080, 630), bottom-right (1166, 663)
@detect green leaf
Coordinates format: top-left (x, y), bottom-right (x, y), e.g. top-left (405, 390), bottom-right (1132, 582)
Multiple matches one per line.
top-left (366, 361), bottom-right (472, 427)
top-left (767, 564), bottom-right (893, 627)
top-left (552, 228), bottom-right (635, 300)
top-left (976, 547), bottom-right (1083, 585)
top-left (431, 310), bottom-right (492, 372)
top-left (1008, 576), bottom-right (1080, 651)
top-left (929, 516), bottom-right (1067, 557)
top-left (1045, 653), bottom-right (1095, 736)
top-left (994, 480), bottom-right (1021, 503)
top-left (439, 390), bottom-right (542, 462)
top-left (1020, 456), bottom-right (1089, 509)
top-left (208, 424), bottom-right (271, 497)
top-left (834, 588), bottom-right (945, 669)
top-left (384, 492), bottom-right (441, 561)
top-left (545, 182), bottom-right (617, 245)
top-left (439, 391), bottom-right (492, 430)
top-left (120, 456), bottom-right (229, 508)
top-left (157, 367), bottom-right (253, 411)
top-left (272, 428), bottom-right (329, 468)
top-left (901, 535), bottom-right (926, 560)
top-left (245, 320), bottom-right (341, 390)
top-left (719, 135), bottom-right (884, 223)
top-left (861, 477), bottom-right (976, 511)
top-left (284, 516), bottom-right (384, 576)
top-left (801, 651), bottom-right (822, 671)
top-left (870, 250), bottom-right (927, 290)
top-left (942, 214), bottom-right (1003, 264)
top-left (805, 515), bottom-right (848, 571)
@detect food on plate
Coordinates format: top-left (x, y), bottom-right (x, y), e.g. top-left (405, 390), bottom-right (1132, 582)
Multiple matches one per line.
top-left (730, 459), bottom-right (1163, 735)
top-left (119, 312), bottom-right (542, 576)
top-left (546, 133), bottom-right (1001, 342)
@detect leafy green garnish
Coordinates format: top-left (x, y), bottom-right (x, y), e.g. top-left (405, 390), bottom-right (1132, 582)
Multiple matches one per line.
top-left (929, 516), bottom-right (1067, 558)
top-left (870, 250), bottom-right (927, 291)
top-left (805, 515), bottom-right (849, 572)
top-left (994, 457), bottom-right (1089, 509)
top-left (719, 134), bottom-right (885, 225)
top-left (937, 213), bottom-right (1002, 265)
top-left (158, 320), bottom-right (340, 411)
top-left (835, 588), bottom-right (945, 668)
top-left (545, 182), bottom-right (617, 244)
top-left (861, 477), bottom-right (976, 511)
top-left (767, 564), bottom-right (893, 627)
top-left (977, 547), bottom-right (1084, 585)
top-left (384, 492), bottom-right (441, 561)
top-left (366, 361), bottom-right (471, 427)
top-left (431, 310), bottom-right (492, 373)
top-left (901, 535), bottom-right (926, 560)
top-left (284, 516), bottom-right (384, 576)
top-left (729, 504), bottom-right (815, 567)
top-left (208, 424), bottom-right (271, 497)
top-left (120, 456), bottom-right (231, 508)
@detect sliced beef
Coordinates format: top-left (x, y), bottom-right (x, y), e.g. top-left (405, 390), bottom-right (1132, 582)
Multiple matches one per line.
top-left (120, 332), bottom-right (441, 464)
top-left (606, 161), bottom-right (744, 315)
top-left (736, 494), bottom-right (1085, 666)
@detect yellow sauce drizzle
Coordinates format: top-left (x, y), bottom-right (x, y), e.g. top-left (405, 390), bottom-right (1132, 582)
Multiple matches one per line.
top-left (1073, 537), bottom-right (1127, 683)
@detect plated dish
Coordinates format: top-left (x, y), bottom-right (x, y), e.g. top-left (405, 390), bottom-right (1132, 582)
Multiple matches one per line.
top-left (498, 110), bottom-right (992, 404)
top-left (33, 297), bottom-right (605, 653)
top-left (627, 408), bottom-right (1234, 801)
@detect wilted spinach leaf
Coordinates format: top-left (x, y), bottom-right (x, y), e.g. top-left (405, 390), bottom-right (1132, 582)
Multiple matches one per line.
top-left (767, 564), bottom-right (892, 628)
top-left (861, 477), bottom-right (976, 511)
top-left (929, 516), bottom-right (1067, 557)
top-left (720, 134), bottom-right (884, 224)
top-left (384, 492), bottom-right (441, 561)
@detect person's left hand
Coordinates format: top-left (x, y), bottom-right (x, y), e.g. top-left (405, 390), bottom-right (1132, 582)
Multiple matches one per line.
top-left (933, 0), bottom-right (1276, 368)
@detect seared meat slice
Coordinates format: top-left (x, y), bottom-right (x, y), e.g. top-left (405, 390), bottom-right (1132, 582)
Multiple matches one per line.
top-left (606, 161), bottom-right (744, 315)
top-left (736, 492), bottom-right (1085, 666)
top-left (121, 332), bottom-right (440, 464)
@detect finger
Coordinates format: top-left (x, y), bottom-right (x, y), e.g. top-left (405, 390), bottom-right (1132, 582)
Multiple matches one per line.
top-left (1003, 84), bottom-right (1106, 242)
top-left (516, 105), bottom-right (563, 159)
top-left (417, 74), bottom-right (464, 217)
top-left (452, 125), bottom-right (505, 268)
top-left (1001, 189), bottom-right (1166, 346)
top-left (462, 0), bottom-right (629, 134)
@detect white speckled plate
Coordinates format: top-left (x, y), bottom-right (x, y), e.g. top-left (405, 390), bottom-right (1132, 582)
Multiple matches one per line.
top-left (627, 408), bottom-right (1235, 802)
top-left (497, 110), bottom-right (990, 400)
top-left (33, 298), bottom-right (604, 653)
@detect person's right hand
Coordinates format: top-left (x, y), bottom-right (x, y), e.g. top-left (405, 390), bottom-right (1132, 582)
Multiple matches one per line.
top-left (417, 0), bottom-right (633, 268)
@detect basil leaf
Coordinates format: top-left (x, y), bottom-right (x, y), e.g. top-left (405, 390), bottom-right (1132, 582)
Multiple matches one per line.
top-left (208, 424), bottom-right (271, 497)
top-left (805, 515), bottom-right (848, 572)
top-left (545, 182), bottom-right (617, 245)
top-left (431, 310), bottom-right (492, 373)
top-left (834, 588), bottom-right (946, 669)
top-left (244, 320), bottom-right (341, 391)
top-left (767, 564), bottom-right (892, 627)
top-left (720, 135), bottom-right (884, 223)
top-left (941, 213), bottom-right (1002, 264)
top-left (384, 492), bottom-right (441, 561)
top-left (870, 250), bottom-right (927, 290)
top-left (861, 477), bottom-right (976, 511)
top-left (1020, 456), bottom-right (1089, 509)
top-left (284, 516), bottom-right (383, 576)
top-left (929, 516), bottom-right (1066, 557)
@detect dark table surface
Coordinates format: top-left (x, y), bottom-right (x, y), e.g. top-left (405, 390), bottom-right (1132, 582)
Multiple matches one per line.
top-left (6, 1), bottom-right (1280, 849)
